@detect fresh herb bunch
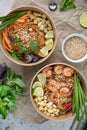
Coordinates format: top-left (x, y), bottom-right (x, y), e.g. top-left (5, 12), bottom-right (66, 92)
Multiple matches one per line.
top-left (72, 73), bottom-right (87, 120)
top-left (0, 63), bottom-right (25, 119)
top-left (60, 0), bottom-right (76, 11)
top-left (0, 11), bottom-right (26, 30)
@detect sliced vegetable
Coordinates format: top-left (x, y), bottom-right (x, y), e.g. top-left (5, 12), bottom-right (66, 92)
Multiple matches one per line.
top-left (45, 39), bottom-right (54, 51)
top-left (37, 73), bottom-right (46, 85)
top-left (45, 30), bottom-right (54, 39)
top-left (80, 11), bottom-right (87, 28)
top-left (32, 81), bottom-right (42, 89)
top-left (38, 46), bottom-right (48, 57)
top-left (33, 87), bottom-right (44, 96)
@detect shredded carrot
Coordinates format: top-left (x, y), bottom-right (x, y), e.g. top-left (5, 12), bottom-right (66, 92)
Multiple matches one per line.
top-left (16, 13), bottom-right (29, 22)
top-left (2, 39), bottom-right (12, 52)
top-left (2, 31), bottom-right (13, 49)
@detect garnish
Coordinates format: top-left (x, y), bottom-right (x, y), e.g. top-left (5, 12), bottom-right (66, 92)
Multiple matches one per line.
top-left (60, 0), bottom-right (76, 11)
top-left (29, 40), bottom-right (39, 51)
top-left (0, 63), bottom-right (25, 119)
top-left (15, 35), bottom-right (30, 55)
top-left (0, 11), bottom-right (26, 30)
top-left (72, 73), bottom-right (87, 120)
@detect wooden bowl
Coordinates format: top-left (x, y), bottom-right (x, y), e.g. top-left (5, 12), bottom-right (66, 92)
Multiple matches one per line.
top-left (0, 6), bottom-right (57, 66)
top-left (30, 62), bottom-right (87, 121)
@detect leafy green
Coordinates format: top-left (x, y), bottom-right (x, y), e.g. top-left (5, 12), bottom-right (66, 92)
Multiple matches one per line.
top-left (72, 73), bottom-right (87, 121)
top-left (0, 63), bottom-right (25, 119)
top-left (9, 78), bottom-right (25, 88)
top-left (0, 11), bottom-right (26, 30)
top-left (15, 35), bottom-right (30, 55)
top-left (16, 43), bottom-right (30, 54)
top-left (60, 0), bottom-right (76, 11)
top-left (0, 85), bottom-right (13, 97)
top-left (11, 51), bottom-right (22, 60)
top-left (29, 40), bottom-right (39, 51)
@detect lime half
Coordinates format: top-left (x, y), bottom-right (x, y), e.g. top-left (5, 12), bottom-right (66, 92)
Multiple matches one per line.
top-left (33, 87), bottom-right (44, 96)
top-left (80, 11), bottom-right (87, 28)
top-left (38, 46), bottom-right (48, 57)
top-left (32, 81), bottom-right (42, 89)
top-left (45, 39), bottom-right (54, 50)
top-left (45, 30), bottom-right (54, 39)
top-left (37, 73), bottom-right (46, 85)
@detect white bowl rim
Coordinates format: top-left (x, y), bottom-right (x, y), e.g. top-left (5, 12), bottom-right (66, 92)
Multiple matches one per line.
top-left (62, 33), bottom-right (87, 63)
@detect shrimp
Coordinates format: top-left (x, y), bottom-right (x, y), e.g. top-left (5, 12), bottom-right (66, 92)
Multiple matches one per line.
top-left (60, 87), bottom-right (69, 95)
top-left (63, 67), bottom-right (74, 77)
top-left (54, 65), bottom-right (64, 74)
top-left (49, 92), bottom-right (60, 103)
top-left (47, 79), bottom-right (57, 92)
top-left (42, 67), bottom-right (52, 77)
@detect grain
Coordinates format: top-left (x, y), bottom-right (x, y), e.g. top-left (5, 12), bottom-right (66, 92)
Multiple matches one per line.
top-left (64, 37), bottom-right (87, 60)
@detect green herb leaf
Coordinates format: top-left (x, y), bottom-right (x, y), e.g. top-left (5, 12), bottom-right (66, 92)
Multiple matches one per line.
top-left (10, 78), bottom-right (25, 88)
top-left (0, 105), bottom-right (7, 119)
top-left (11, 51), bottom-right (22, 60)
top-left (60, 0), bottom-right (76, 11)
top-left (29, 40), bottom-right (38, 51)
top-left (0, 85), bottom-right (13, 97)
top-left (16, 43), bottom-right (30, 54)
top-left (16, 85), bottom-right (23, 93)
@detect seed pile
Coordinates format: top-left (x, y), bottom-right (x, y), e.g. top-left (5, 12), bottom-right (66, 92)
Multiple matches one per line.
top-left (64, 37), bottom-right (87, 60)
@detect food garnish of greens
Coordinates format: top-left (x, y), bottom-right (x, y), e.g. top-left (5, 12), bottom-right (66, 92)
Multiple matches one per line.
top-left (1, 10), bottom-right (54, 63)
top-left (72, 73), bottom-right (87, 120)
top-left (0, 11), bottom-right (26, 30)
top-left (0, 63), bottom-right (25, 119)
top-left (60, 0), bottom-right (76, 11)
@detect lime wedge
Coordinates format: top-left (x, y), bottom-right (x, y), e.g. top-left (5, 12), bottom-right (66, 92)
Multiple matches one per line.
top-left (33, 87), bottom-right (44, 96)
top-left (37, 73), bottom-right (46, 85)
top-left (38, 46), bottom-right (48, 57)
top-left (32, 81), bottom-right (42, 89)
top-left (45, 39), bottom-right (54, 50)
top-left (80, 11), bottom-right (87, 28)
top-left (45, 30), bottom-right (54, 39)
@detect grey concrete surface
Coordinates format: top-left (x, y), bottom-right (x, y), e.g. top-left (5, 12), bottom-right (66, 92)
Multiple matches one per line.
top-left (0, 113), bottom-right (74, 130)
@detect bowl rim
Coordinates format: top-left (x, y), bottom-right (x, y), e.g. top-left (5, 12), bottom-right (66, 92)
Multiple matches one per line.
top-left (30, 62), bottom-right (87, 121)
top-left (0, 5), bottom-right (57, 66)
top-left (62, 33), bottom-right (87, 63)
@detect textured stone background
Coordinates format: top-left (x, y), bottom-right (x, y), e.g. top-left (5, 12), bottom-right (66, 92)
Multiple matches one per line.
top-left (0, 0), bottom-right (87, 130)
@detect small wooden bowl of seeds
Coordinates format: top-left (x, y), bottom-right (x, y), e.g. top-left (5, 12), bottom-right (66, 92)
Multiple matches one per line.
top-left (62, 33), bottom-right (87, 63)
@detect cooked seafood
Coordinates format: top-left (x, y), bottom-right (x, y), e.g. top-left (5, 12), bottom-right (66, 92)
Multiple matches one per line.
top-left (32, 64), bottom-right (75, 118)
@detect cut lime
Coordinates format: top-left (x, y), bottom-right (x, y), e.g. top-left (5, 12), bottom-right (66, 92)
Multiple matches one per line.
top-left (38, 46), bottom-right (48, 57)
top-left (45, 39), bottom-right (54, 51)
top-left (37, 73), bottom-right (46, 85)
top-left (32, 81), bottom-right (42, 89)
top-left (80, 11), bottom-right (87, 28)
top-left (33, 87), bottom-right (44, 96)
top-left (45, 30), bottom-right (54, 39)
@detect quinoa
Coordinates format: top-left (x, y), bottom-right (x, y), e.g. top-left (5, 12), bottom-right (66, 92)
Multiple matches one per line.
top-left (64, 37), bottom-right (87, 60)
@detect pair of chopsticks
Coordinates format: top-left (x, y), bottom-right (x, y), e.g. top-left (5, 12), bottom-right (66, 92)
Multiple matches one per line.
top-left (70, 117), bottom-right (84, 130)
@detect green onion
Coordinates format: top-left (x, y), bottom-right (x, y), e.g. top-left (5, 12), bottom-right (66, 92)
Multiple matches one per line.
top-left (72, 73), bottom-right (87, 121)
top-left (0, 11), bottom-right (26, 30)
